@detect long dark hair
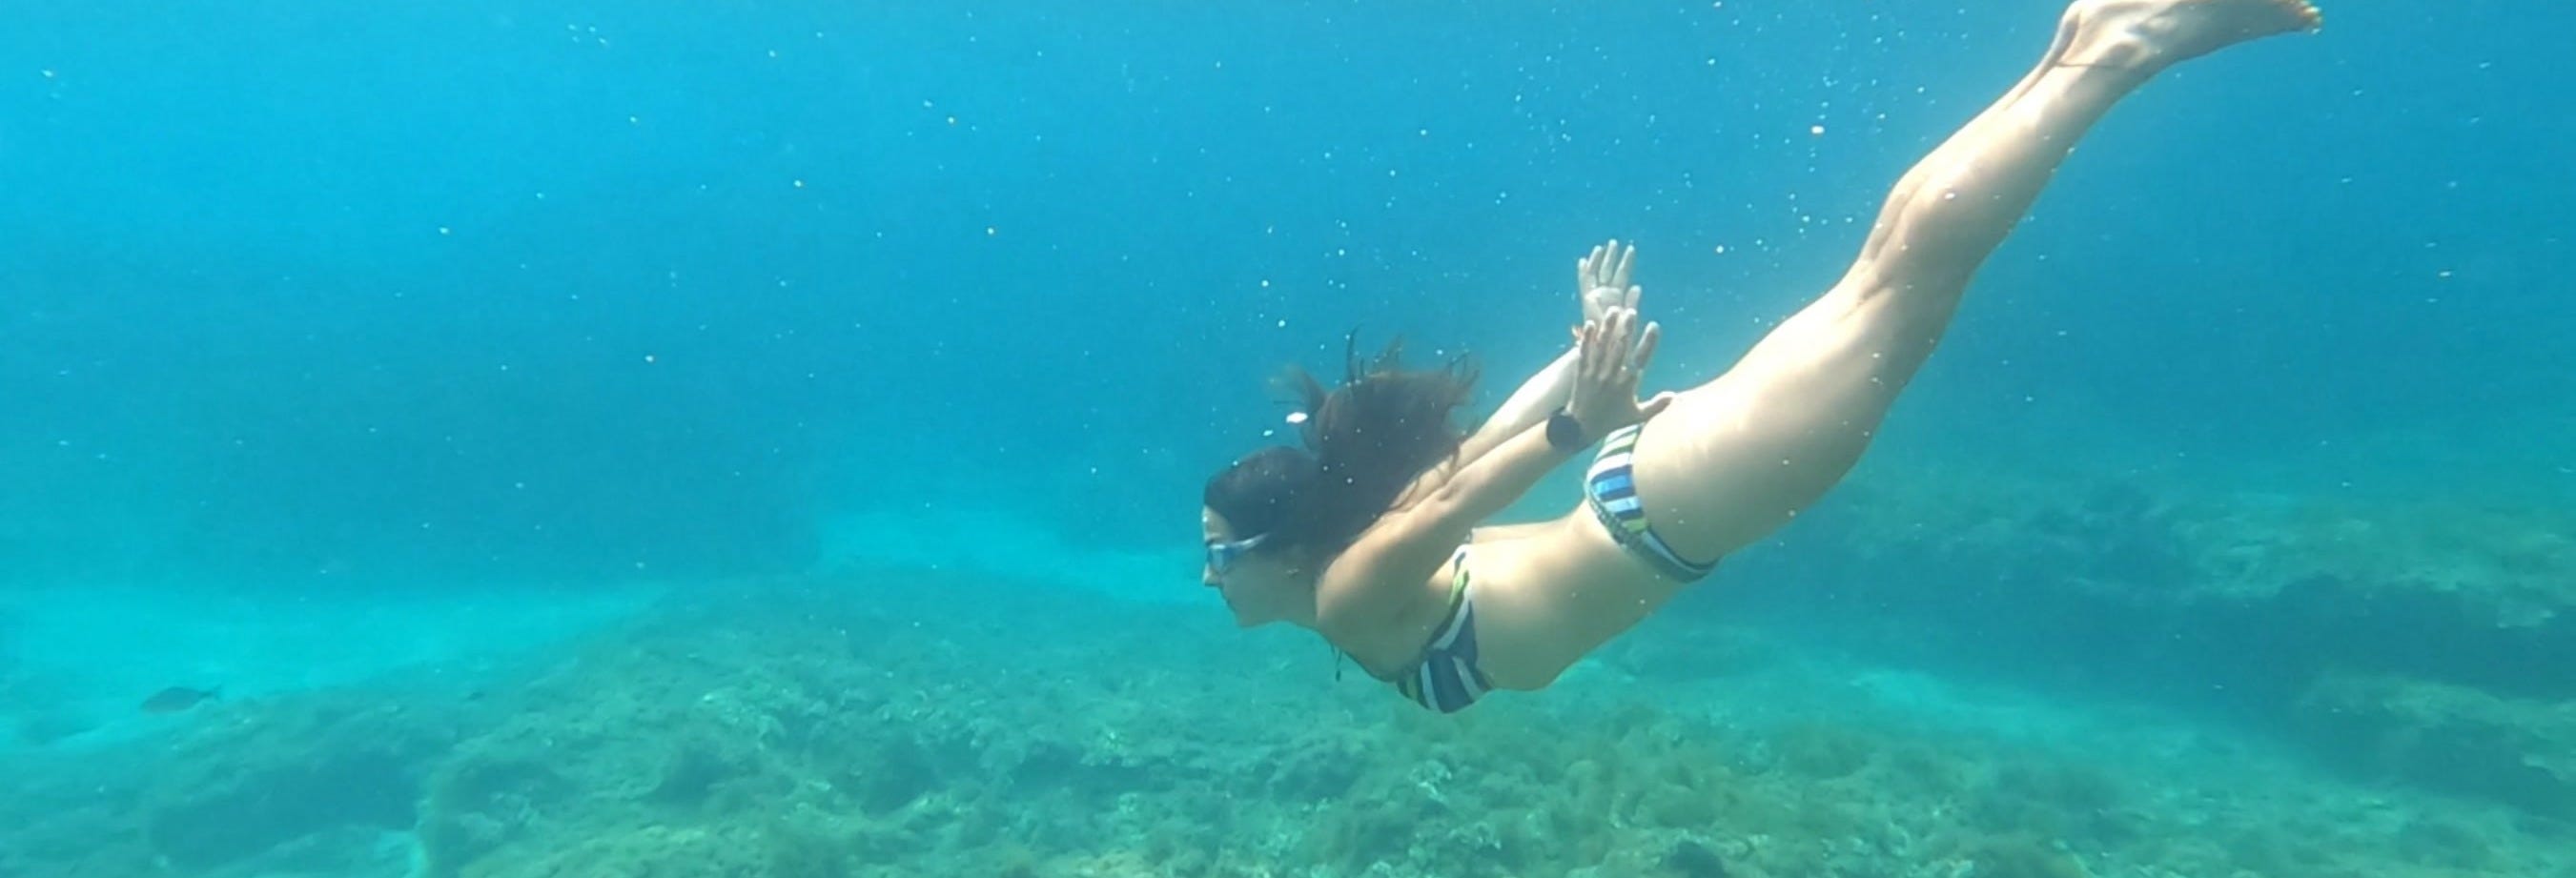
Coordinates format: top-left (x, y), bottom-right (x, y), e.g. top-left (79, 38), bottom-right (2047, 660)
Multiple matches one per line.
top-left (1204, 335), bottom-right (1480, 562)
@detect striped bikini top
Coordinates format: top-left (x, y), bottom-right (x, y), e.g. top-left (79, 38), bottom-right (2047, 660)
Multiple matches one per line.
top-left (1348, 544), bottom-right (1492, 713)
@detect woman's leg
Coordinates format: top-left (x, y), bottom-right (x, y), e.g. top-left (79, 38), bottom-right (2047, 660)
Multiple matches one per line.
top-left (1628, 0), bottom-right (2323, 561)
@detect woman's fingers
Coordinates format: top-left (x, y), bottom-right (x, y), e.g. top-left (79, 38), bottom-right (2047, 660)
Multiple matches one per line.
top-left (1590, 314), bottom-right (1616, 378)
top-left (1640, 391), bottom-right (1678, 420)
top-left (1630, 319), bottom-right (1662, 373)
top-left (1581, 238), bottom-right (1631, 293)
top-left (1585, 309), bottom-right (1633, 373)
top-left (1576, 320), bottom-right (1590, 374)
top-left (1586, 316), bottom-right (1607, 373)
top-left (1580, 308), bottom-right (1661, 399)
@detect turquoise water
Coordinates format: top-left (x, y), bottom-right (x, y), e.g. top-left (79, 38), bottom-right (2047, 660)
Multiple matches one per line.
top-left (3, 3), bottom-right (2568, 877)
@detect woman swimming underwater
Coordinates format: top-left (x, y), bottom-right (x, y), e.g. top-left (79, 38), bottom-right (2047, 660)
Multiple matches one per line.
top-left (1200, 0), bottom-right (2325, 713)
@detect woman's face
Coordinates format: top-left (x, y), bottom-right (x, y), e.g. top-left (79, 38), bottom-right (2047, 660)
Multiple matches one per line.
top-left (1201, 507), bottom-right (1303, 627)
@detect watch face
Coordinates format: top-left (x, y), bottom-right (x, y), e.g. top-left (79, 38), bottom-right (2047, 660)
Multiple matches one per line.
top-left (1548, 412), bottom-right (1584, 449)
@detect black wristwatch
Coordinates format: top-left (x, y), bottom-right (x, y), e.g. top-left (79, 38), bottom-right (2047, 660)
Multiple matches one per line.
top-left (1545, 410), bottom-right (1588, 452)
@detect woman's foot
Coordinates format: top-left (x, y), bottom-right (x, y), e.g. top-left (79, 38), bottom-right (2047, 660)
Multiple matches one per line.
top-left (2055, 0), bottom-right (2323, 71)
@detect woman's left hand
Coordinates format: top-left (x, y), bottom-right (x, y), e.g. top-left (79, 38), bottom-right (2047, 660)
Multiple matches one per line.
top-left (1565, 305), bottom-right (1675, 439)
top-left (1577, 239), bottom-right (1640, 326)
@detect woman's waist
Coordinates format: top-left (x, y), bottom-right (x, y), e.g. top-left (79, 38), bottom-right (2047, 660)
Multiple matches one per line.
top-left (1465, 516), bottom-right (1677, 686)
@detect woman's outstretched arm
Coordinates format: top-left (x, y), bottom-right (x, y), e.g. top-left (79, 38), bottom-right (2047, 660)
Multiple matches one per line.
top-left (1324, 307), bottom-right (1670, 630)
top-left (1408, 241), bottom-right (1642, 500)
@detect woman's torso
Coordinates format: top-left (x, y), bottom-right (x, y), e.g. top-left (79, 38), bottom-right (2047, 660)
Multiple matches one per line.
top-left (1414, 505), bottom-right (1686, 690)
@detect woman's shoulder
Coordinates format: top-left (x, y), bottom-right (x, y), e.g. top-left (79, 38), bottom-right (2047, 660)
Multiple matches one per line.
top-left (1317, 516), bottom-right (1469, 650)
top-left (1319, 543), bottom-right (1467, 676)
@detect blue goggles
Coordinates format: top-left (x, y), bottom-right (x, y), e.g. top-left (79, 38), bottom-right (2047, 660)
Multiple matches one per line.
top-left (1205, 533), bottom-right (1270, 575)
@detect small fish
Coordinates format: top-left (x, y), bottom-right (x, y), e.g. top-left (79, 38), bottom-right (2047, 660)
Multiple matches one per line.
top-left (140, 685), bottom-right (221, 714)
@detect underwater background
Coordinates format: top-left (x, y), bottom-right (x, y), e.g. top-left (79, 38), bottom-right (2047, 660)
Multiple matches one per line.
top-left (2, 1), bottom-right (2568, 876)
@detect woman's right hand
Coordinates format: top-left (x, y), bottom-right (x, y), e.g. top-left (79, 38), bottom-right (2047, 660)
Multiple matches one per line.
top-left (1565, 305), bottom-right (1675, 441)
top-left (1578, 239), bottom-right (1640, 327)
